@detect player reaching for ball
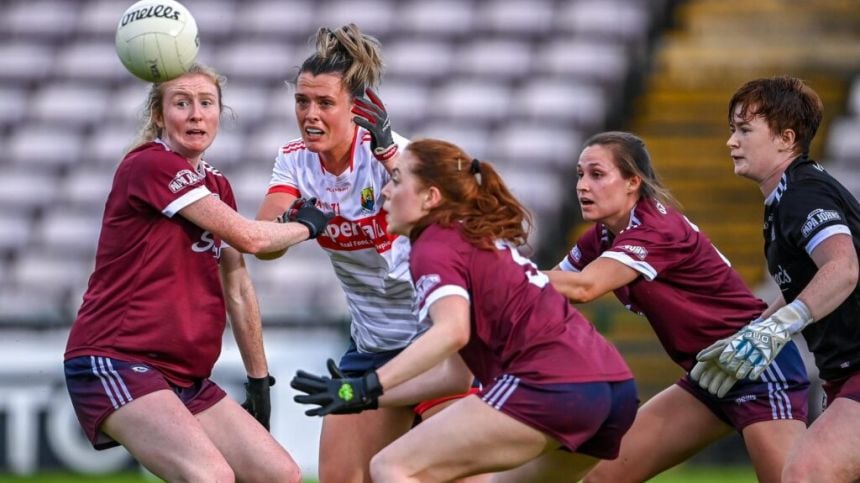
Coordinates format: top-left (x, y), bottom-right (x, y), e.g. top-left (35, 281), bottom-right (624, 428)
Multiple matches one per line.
top-left (63, 64), bottom-right (332, 482)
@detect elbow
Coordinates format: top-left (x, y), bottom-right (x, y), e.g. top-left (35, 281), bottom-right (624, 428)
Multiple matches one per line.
top-left (556, 285), bottom-right (596, 304)
top-left (228, 234), bottom-right (268, 255)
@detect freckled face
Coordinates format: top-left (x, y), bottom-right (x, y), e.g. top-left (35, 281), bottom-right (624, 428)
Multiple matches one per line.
top-left (381, 150), bottom-right (430, 236)
top-left (155, 73), bottom-right (220, 163)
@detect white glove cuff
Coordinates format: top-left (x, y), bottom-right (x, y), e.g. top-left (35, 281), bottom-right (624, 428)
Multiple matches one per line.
top-left (777, 299), bottom-right (813, 334)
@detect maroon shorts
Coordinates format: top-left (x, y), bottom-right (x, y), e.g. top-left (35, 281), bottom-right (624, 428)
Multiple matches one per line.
top-left (64, 355), bottom-right (226, 450)
top-left (678, 341), bottom-right (809, 430)
top-left (822, 371), bottom-right (860, 407)
top-left (480, 375), bottom-right (638, 459)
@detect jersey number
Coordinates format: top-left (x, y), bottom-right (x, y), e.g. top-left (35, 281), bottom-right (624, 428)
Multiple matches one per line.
top-left (501, 242), bottom-right (549, 288)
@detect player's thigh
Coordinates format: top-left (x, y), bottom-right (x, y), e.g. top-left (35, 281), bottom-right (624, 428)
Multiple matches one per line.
top-left (742, 419), bottom-right (805, 483)
top-left (783, 397), bottom-right (860, 483)
top-left (318, 405), bottom-right (415, 483)
top-left (489, 450), bottom-right (599, 483)
top-left (102, 389), bottom-right (232, 482)
top-left (585, 384), bottom-right (732, 483)
top-left (371, 395), bottom-right (558, 482)
top-left (196, 396), bottom-right (301, 483)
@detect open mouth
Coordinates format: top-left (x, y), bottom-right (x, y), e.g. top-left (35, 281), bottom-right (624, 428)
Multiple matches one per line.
top-left (305, 127), bottom-right (324, 138)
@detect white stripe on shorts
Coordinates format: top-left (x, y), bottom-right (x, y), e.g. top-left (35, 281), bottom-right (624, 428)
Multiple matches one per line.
top-left (91, 356), bottom-right (133, 409)
top-left (761, 362), bottom-right (792, 420)
top-left (482, 374), bottom-right (521, 410)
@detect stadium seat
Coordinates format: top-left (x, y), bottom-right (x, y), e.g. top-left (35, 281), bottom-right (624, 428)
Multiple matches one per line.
top-left (180, 0), bottom-right (237, 40)
top-left (534, 38), bottom-right (629, 83)
top-left (397, 0), bottom-right (476, 37)
top-left (34, 210), bottom-right (102, 257)
top-left (384, 40), bottom-right (455, 82)
top-left (0, 87), bottom-right (29, 129)
top-left (235, 0), bottom-right (317, 40)
top-left (8, 123), bottom-right (85, 168)
top-left (317, 0), bottom-right (396, 38)
top-left (77, 0), bottom-right (127, 37)
top-left (0, 211), bottom-right (33, 253)
top-left (0, 43), bottom-right (54, 82)
top-left (54, 42), bottom-right (128, 82)
top-left (454, 39), bottom-right (534, 81)
top-left (429, 80), bottom-right (511, 124)
top-left (414, 122), bottom-right (491, 161)
top-left (490, 123), bottom-right (583, 170)
top-left (30, 83), bottom-right (110, 125)
top-left (477, 0), bottom-right (554, 36)
top-left (217, 41), bottom-right (295, 82)
top-left (0, 167), bottom-right (59, 211)
top-left (513, 79), bottom-right (608, 128)
top-left (3, 0), bottom-right (79, 40)
top-left (826, 117), bottom-right (860, 162)
top-left (59, 169), bottom-right (113, 209)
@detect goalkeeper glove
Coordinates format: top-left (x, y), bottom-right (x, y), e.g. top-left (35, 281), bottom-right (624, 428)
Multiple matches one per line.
top-left (717, 300), bottom-right (813, 380)
top-left (276, 197), bottom-right (333, 239)
top-left (291, 359), bottom-right (383, 417)
top-left (352, 88), bottom-right (398, 161)
top-left (241, 374), bottom-right (275, 430)
top-left (690, 337), bottom-right (739, 397)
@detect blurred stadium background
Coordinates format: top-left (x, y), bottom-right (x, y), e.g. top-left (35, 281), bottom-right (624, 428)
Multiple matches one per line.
top-left (1, 0), bottom-right (859, 480)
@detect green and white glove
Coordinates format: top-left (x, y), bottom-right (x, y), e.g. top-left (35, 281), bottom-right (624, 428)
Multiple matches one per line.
top-left (717, 300), bottom-right (813, 380)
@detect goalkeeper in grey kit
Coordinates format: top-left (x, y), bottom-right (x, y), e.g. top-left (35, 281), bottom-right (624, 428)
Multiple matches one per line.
top-left (694, 75), bottom-right (860, 482)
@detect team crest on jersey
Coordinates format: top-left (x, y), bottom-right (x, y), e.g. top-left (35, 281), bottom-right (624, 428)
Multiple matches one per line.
top-left (360, 186), bottom-right (375, 211)
top-left (570, 245), bottom-right (582, 263)
top-left (168, 168), bottom-right (205, 193)
top-left (801, 208), bottom-right (841, 238)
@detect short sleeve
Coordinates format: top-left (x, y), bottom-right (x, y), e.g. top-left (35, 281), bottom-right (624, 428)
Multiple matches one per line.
top-left (558, 225), bottom-right (602, 271)
top-left (269, 149), bottom-right (301, 197)
top-left (410, 239), bottom-right (470, 323)
top-left (603, 227), bottom-right (684, 281)
top-left (127, 150), bottom-right (210, 217)
top-left (779, 180), bottom-right (852, 255)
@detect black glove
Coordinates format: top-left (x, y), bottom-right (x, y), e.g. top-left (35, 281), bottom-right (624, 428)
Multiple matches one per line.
top-left (277, 197), bottom-right (333, 239)
top-left (241, 374), bottom-right (275, 430)
top-left (291, 358), bottom-right (383, 417)
top-left (352, 88), bottom-right (398, 161)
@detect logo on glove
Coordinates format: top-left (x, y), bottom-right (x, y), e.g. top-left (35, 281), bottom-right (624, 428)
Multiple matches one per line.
top-left (338, 383), bottom-right (354, 401)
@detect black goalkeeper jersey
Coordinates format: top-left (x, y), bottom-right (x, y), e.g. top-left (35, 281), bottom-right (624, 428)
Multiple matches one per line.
top-left (763, 156), bottom-right (860, 381)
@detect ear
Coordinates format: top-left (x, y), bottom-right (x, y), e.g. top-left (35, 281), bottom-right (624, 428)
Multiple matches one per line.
top-left (627, 175), bottom-right (642, 195)
top-left (153, 112), bottom-right (164, 130)
top-left (423, 186), bottom-right (443, 210)
top-left (778, 128), bottom-right (797, 152)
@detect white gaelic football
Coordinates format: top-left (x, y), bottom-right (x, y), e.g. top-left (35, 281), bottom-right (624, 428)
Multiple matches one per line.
top-left (115, 0), bottom-right (199, 83)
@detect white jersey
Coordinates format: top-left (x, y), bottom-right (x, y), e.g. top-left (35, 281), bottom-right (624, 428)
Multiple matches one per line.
top-left (268, 127), bottom-right (425, 352)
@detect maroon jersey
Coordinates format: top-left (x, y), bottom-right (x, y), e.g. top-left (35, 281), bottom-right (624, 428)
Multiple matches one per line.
top-left (410, 224), bottom-right (632, 386)
top-left (65, 141), bottom-right (235, 386)
top-left (560, 198), bottom-right (765, 371)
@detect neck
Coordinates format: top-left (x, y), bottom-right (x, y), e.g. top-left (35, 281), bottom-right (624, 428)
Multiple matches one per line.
top-left (319, 130), bottom-right (356, 176)
top-left (759, 154), bottom-right (798, 197)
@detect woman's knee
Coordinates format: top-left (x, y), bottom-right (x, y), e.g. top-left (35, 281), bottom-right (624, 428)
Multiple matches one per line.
top-left (370, 450), bottom-right (409, 483)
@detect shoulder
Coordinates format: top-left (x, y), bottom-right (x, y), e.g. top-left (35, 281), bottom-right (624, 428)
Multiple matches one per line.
top-left (123, 142), bottom-right (183, 175)
top-left (625, 199), bottom-right (684, 242)
top-left (276, 138), bottom-right (312, 163)
top-left (413, 224), bottom-right (466, 253)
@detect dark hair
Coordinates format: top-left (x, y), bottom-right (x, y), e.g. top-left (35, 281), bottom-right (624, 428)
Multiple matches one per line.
top-left (406, 139), bottom-right (532, 250)
top-left (728, 75), bottom-right (823, 156)
top-left (295, 23), bottom-right (383, 98)
top-left (582, 131), bottom-right (679, 208)
top-left (129, 63), bottom-right (226, 152)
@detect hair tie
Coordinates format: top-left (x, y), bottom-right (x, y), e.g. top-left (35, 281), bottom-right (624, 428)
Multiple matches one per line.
top-left (470, 158), bottom-right (482, 185)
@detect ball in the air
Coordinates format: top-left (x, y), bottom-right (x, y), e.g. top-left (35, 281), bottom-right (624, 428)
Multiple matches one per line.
top-left (115, 0), bottom-right (199, 83)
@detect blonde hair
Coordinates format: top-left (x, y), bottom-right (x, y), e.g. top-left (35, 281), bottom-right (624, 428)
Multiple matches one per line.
top-left (127, 63), bottom-right (226, 153)
top-left (296, 23), bottom-right (384, 96)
